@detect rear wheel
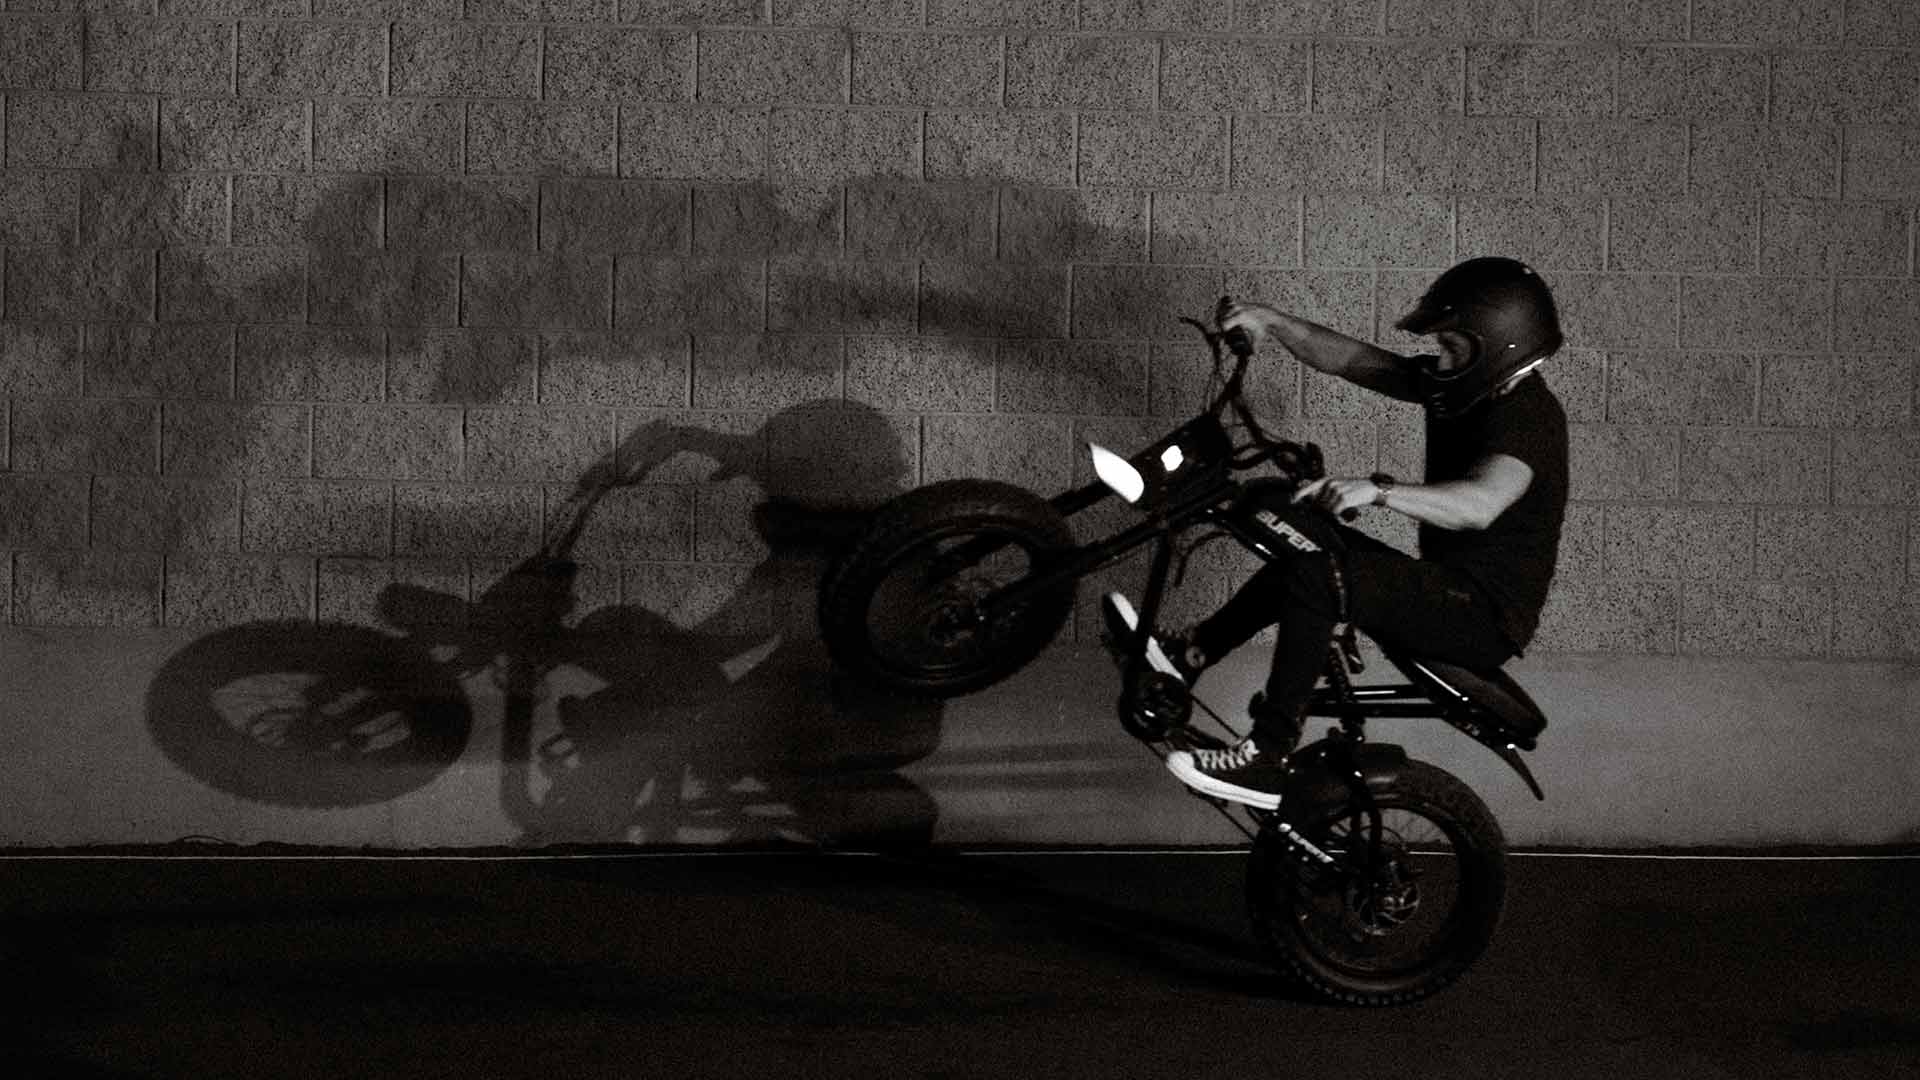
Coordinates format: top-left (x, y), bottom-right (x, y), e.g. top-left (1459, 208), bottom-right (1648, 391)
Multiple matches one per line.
top-left (1247, 759), bottom-right (1506, 1005)
top-left (819, 479), bottom-right (1076, 699)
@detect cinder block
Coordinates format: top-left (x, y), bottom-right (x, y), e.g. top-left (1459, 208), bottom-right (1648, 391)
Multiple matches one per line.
top-left (1149, 339), bottom-right (1295, 419)
top-left (546, 28), bottom-right (691, 102)
top-left (12, 398), bottom-right (157, 474)
top-left (464, 408), bottom-right (615, 483)
top-left (615, 257), bottom-right (763, 331)
top-left (0, 15), bottom-right (82, 90)
top-left (925, 110), bottom-right (1073, 186)
top-left (1151, 191), bottom-right (1298, 267)
top-left (1830, 580), bottom-right (1918, 660)
top-left (1554, 500), bottom-right (1605, 579)
top-left (1238, 0), bottom-right (1381, 35)
top-left (160, 247), bottom-right (306, 323)
top-left (852, 31), bottom-right (999, 107)
top-left (767, 259), bottom-right (915, 332)
top-left (311, 0), bottom-right (459, 16)
top-left (692, 182), bottom-right (838, 256)
top-left (1679, 275), bottom-right (1828, 351)
top-left (539, 331), bottom-right (690, 407)
top-left (1847, 0), bottom-right (1920, 46)
top-left (391, 23), bottom-right (540, 99)
top-left (1391, 0), bottom-right (1532, 38)
top-left (923, 412), bottom-right (1073, 491)
top-left (1006, 34), bottom-right (1154, 110)
top-left (315, 406), bottom-right (462, 480)
top-left (0, 323), bottom-right (80, 397)
top-left (1318, 42), bottom-right (1461, 117)
top-left (1760, 354), bottom-right (1916, 429)
top-left (1224, 268), bottom-right (1374, 339)
top-left (1603, 505), bottom-right (1753, 580)
top-left (0, 171), bottom-right (79, 244)
top-left (6, 94), bottom-right (153, 169)
top-left (464, 253), bottom-right (613, 330)
top-left (80, 172), bottom-right (225, 247)
top-left (243, 480), bottom-right (390, 556)
top-left (690, 334), bottom-right (843, 410)
top-left (1618, 46), bottom-right (1765, 124)
top-left (1384, 117), bottom-right (1534, 194)
top-left (1457, 196), bottom-right (1602, 270)
top-left (1760, 199), bottom-right (1909, 276)
top-left (237, 326), bottom-right (385, 403)
top-left (925, 0), bottom-right (1073, 29)
top-left (1690, 123), bottom-right (1838, 198)
top-left (619, 560), bottom-right (765, 635)
top-left (1376, 268), bottom-right (1432, 346)
top-left (770, 108), bottom-right (919, 182)
top-left (777, 0), bottom-right (920, 27)
top-left (689, 480), bottom-right (774, 564)
top-left (314, 101), bottom-right (463, 174)
top-left (233, 175), bottom-right (380, 249)
top-left (1679, 427), bottom-right (1829, 504)
top-left (1843, 127), bottom-right (1920, 200)
top-left (390, 329), bottom-right (540, 404)
top-left (388, 178), bottom-right (538, 251)
top-left (1466, 44), bottom-right (1612, 118)
top-left (920, 261), bottom-right (1071, 337)
top-left (1681, 581), bottom-right (1830, 657)
top-left (1833, 430), bottom-right (1916, 506)
top-left (1237, 117), bottom-right (1378, 193)
top-left (1836, 279), bottom-right (1920, 354)
top-left (1540, 348), bottom-right (1605, 421)
top-left (83, 325), bottom-right (232, 398)
top-left (1082, 0), bottom-right (1227, 30)
top-left (164, 554), bottom-right (314, 627)
top-left (546, 180), bottom-right (688, 254)
top-left (239, 21), bottom-right (384, 97)
top-left (625, 0), bottom-right (765, 22)
top-left (1775, 49), bottom-right (1919, 126)
top-left (1071, 264), bottom-right (1222, 340)
top-left (1756, 508), bottom-right (1905, 585)
top-left (846, 335), bottom-right (996, 412)
top-left (93, 476), bottom-right (239, 551)
top-left (999, 186), bottom-right (1146, 263)
top-left (1567, 423), bottom-right (1679, 499)
top-left (614, 408), bottom-right (768, 485)
top-left (0, 474), bottom-right (85, 548)
top-left (1538, 120), bottom-right (1687, 197)
top-left (1691, 0), bottom-right (1841, 45)
top-left (162, 403), bottom-right (311, 478)
top-left (698, 29), bottom-right (846, 105)
top-left (1302, 193), bottom-right (1450, 268)
top-left (317, 556), bottom-right (468, 630)
top-left (309, 251), bottom-right (459, 326)
top-left (562, 483), bottom-right (692, 561)
top-left (1535, 0), bottom-right (1684, 39)
top-left (160, 98), bottom-right (305, 172)
top-left (1160, 37), bottom-right (1309, 114)
top-left (1529, 579), bottom-right (1679, 654)
top-left (847, 182), bottom-right (993, 259)
top-left (1537, 272), bottom-right (1677, 349)
top-left (763, 397), bottom-right (917, 502)
top-left (1606, 351), bottom-right (1756, 424)
top-left (86, 18), bottom-right (230, 94)
top-left (13, 550), bottom-right (160, 628)
top-left (1609, 197), bottom-right (1756, 273)
top-left (1080, 114), bottom-right (1228, 190)
top-left (995, 339), bottom-right (1145, 417)
top-left (1301, 367), bottom-right (1410, 421)
top-left (6, 247), bottom-right (152, 322)
top-left (622, 105), bottom-right (768, 180)
top-left (470, 103), bottom-right (618, 177)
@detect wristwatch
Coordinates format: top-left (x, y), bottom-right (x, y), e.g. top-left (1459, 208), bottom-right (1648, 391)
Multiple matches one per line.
top-left (1369, 472), bottom-right (1396, 507)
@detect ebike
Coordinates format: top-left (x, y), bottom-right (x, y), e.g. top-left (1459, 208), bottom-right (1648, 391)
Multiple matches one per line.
top-left (817, 302), bottom-right (1550, 1004)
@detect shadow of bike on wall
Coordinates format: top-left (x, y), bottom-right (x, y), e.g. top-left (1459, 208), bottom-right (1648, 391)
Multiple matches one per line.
top-left (145, 399), bottom-right (944, 848)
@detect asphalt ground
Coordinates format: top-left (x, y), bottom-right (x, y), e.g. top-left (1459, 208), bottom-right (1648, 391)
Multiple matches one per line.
top-left (2, 848), bottom-right (1917, 1080)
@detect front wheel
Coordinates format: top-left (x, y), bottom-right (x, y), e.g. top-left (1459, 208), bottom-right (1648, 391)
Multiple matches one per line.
top-left (1247, 760), bottom-right (1507, 1006)
top-left (819, 479), bottom-right (1077, 699)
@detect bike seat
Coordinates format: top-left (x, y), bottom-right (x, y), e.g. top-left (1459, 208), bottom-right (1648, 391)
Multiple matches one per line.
top-left (1386, 650), bottom-right (1548, 750)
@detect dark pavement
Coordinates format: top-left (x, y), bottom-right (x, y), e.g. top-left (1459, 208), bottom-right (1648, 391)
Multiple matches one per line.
top-left (3, 849), bottom-right (1917, 1079)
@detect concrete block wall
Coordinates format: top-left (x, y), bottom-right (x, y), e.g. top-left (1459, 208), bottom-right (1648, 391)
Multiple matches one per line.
top-left (0, 1), bottom-right (1915, 848)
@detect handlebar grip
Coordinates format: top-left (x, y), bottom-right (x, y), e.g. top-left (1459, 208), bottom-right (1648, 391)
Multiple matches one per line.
top-left (1215, 295), bottom-right (1254, 359)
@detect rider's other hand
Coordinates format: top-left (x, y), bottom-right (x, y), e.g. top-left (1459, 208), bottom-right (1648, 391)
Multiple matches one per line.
top-left (1293, 476), bottom-right (1378, 517)
top-left (1219, 302), bottom-right (1274, 342)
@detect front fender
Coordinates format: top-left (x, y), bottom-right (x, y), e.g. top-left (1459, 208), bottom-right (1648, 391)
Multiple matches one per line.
top-left (1280, 738), bottom-right (1409, 821)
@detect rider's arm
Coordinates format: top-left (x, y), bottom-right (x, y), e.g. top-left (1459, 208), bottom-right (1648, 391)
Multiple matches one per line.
top-left (1299, 453), bottom-right (1533, 531)
top-left (1224, 303), bottom-right (1421, 403)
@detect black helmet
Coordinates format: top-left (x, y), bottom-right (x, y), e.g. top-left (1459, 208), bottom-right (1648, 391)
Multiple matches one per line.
top-left (1396, 257), bottom-right (1563, 418)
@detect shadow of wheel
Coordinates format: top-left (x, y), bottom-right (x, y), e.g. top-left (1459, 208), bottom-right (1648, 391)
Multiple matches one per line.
top-left (146, 621), bottom-right (473, 808)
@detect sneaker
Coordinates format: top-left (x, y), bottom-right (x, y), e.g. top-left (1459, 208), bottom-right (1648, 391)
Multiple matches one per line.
top-left (1166, 739), bottom-right (1286, 810)
top-left (1100, 592), bottom-right (1185, 683)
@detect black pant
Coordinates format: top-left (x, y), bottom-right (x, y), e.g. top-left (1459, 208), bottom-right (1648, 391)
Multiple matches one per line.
top-left (1189, 502), bottom-right (1514, 750)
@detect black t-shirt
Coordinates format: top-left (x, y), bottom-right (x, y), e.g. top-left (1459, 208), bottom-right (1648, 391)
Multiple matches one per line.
top-left (1418, 372), bottom-right (1568, 653)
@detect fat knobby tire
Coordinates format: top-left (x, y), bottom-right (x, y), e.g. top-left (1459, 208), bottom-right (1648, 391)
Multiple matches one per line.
top-left (819, 478), bottom-right (1076, 699)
